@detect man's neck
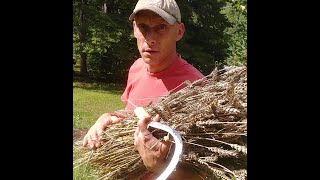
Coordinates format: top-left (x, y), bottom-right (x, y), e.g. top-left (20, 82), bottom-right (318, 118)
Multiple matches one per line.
top-left (147, 53), bottom-right (179, 73)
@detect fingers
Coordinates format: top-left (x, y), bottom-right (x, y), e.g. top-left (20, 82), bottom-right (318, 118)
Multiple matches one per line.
top-left (82, 134), bottom-right (88, 147)
top-left (137, 115), bottom-right (151, 134)
top-left (82, 113), bottom-right (122, 149)
top-left (94, 130), bottom-right (104, 148)
top-left (135, 114), bottom-right (160, 147)
top-left (105, 115), bottom-right (123, 125)
top-left (83, 130), bottom-right (103, 149)
top-left (109, 112), bottom-right (126, 119)
top-left (88, 135), bottom-right (96, 149)
top-left (153, 114), bottom-right (160, 122)
top-left (135, 132), bottom-right (170, 173)
top-left (135, 114), bottom-right (168, 151)
top-left (136, 113), bottom-right (159, 131)
top-left (133, 114), bottom-right (174, 173)
top-left (97, 113), bottom-right (124, 131)
top-left (96, 129), bottom-right (104, 140)
top-left (82, 129), bottom-right (97, 149)
top-left (134, 127), bottom-right (140, 147)
top-left (94, 141), bottom-right (101, 149)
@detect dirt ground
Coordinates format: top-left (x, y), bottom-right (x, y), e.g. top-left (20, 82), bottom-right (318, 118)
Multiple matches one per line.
top-left (73, 128), bottom-right (88, 142)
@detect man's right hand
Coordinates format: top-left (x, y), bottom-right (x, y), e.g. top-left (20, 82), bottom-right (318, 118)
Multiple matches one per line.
top-left (82, 113), bottom-right (125, 149)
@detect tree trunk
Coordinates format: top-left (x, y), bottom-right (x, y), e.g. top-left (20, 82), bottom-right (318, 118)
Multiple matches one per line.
top-left (79, 0), bottom-right (88, 76)
top-left (103, 0), bottom-right (107, 13)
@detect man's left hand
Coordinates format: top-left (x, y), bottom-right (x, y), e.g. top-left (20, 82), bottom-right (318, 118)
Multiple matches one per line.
top-left (134, 114), bottom-right (172, 174)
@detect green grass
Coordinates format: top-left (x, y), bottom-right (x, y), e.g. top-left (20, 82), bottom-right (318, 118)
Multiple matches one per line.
top-left (73, 82), bottom-right (125, 129)
top-left (73, 81), bottom-right (126, 179)
top-left (73, 84), bottom-right (125, 128)
top-left (73, 64), bottom-right (127, 179)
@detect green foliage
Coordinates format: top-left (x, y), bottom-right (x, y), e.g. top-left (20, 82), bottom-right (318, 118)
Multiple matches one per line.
top-left (73, 0), bottom-right (247, 80)
top-left (177, 0), bottom-right (231, 74)
top-left (73, 0), bottom-right (138, 82)
top-left (220, 0), bottom-right (247, 66)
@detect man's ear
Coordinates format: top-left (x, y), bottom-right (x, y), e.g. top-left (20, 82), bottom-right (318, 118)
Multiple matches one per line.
top-left (176, 23), bottom-right (185, 41)
top-left (133, 21), bottom-right (138, 38)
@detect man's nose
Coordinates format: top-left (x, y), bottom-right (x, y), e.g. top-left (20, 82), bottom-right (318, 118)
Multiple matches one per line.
top-left (145, 31), bottom-right (156, 45)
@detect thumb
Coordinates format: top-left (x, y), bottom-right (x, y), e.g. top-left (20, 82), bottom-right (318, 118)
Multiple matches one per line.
top-left (137, 115), bottom-right (151, 133)
top-left (153, 114), bottom-right (160, 122)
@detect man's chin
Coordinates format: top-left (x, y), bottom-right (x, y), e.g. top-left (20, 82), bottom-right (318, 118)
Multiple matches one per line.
top-left (142, 57), bottom-right (153, 64)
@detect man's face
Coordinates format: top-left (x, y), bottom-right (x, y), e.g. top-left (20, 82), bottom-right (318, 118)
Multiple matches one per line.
top-left (133, 10), bottom-right (184, 68)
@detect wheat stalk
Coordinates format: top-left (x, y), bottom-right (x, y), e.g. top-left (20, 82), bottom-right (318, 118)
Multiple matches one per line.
top-left (74, 65), bottom-right (247, 180)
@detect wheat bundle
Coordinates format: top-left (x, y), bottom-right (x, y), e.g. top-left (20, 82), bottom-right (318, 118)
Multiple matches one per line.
top-left (73, 66), bottom-right (247, 180)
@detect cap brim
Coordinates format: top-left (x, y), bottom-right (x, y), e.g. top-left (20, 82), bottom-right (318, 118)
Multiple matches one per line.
top-left (129, 5), bottom-right (176, 25)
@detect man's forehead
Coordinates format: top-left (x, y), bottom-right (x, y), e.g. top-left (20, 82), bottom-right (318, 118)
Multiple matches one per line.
top-left (134, 10), bottom-right (166, 22)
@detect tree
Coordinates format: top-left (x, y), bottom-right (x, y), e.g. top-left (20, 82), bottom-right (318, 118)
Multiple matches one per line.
top-left (177, 0), bottom-right (231, 74)
top-left (220, 0), bottom-right (247, 66)
top-left (73, 0), bottom-right (137, 82)
top-left (78, 0), bottom-right (89, 76)
top-left (73, 0), bottom-right (247, 81)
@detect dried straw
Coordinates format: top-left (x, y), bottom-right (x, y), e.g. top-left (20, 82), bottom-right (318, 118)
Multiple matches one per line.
top-left (74, 66), bottom-right (247, 180)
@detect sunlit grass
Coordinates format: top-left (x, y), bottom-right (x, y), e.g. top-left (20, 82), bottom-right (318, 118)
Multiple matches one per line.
top-left (73, 81), bottom-right (126, 179)
top-left (73, 83), bottom-right (125, 129)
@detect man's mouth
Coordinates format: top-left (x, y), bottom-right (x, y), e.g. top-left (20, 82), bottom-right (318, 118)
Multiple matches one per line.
top-left (144, 49), bottom-right (159, 53)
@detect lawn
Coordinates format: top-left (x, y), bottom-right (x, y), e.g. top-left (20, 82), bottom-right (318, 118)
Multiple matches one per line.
top-left (73, 80), bottom-right (126, 180)
top-left (73, 83), bottom-right (125, 129)
top-left (73, 58), bottom-right (126, 128)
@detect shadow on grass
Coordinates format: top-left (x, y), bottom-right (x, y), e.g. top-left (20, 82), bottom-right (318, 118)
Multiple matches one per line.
top-left (73, 73), bottom-right (125, 94)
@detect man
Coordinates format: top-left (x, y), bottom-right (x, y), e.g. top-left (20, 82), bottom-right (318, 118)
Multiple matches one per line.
top-left (82, 0), bottom-right (204, 179)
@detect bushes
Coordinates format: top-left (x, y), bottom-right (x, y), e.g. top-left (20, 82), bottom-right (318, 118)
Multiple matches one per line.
top-left (220, 0), bottom-right (247, 66)
top-left (73, 0), bottom-right (247, 80)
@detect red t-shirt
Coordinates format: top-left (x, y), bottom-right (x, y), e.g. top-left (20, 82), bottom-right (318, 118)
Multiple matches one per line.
top-left (121, 56), bottom-right (204, 110)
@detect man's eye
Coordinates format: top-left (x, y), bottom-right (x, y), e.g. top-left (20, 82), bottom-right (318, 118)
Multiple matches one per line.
top-left (155, 24), bottom-right (166, 32)
top-left (138, 24), bottom-right (147, 31)
top-left (158, 25), bottom-right (166, 30)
